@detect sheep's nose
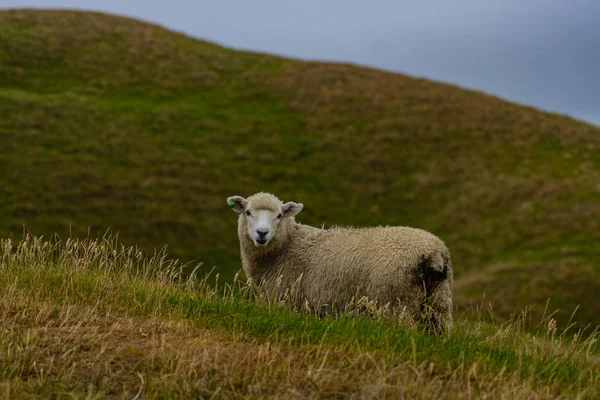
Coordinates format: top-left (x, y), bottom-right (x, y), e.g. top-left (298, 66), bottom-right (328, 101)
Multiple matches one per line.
top-left (257, 229), bottom-right (269, 238)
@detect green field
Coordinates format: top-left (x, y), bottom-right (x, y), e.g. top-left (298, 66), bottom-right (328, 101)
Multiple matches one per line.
top-left (1, 234), bottom-right (598, 398)
top-left (1, 7), bottom-right (599, 336)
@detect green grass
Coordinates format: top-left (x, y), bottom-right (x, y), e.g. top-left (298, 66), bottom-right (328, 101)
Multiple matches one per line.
top-left (1, 9), bottom-right (600, 332)
top-left (1, 234), bottom-right (598, 398)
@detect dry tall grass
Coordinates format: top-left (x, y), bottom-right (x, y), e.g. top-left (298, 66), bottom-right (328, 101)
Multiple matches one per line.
top-left (1, 234), bottom-right (598, 398)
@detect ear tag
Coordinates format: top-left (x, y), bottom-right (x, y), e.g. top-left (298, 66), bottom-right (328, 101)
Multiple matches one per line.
top-left (230, 201), bottom-right (239, 209)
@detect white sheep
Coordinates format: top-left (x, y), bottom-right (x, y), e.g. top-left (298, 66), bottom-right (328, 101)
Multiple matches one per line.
top-left (227, 192), bottom-right (453, 332)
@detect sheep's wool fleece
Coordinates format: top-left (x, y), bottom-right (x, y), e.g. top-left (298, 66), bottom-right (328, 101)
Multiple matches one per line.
top-left (237, 193), bottom-right (453, 330)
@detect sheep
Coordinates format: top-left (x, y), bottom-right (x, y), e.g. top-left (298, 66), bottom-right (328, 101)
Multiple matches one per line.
top-left (227, 192), bottom-right (453, 332)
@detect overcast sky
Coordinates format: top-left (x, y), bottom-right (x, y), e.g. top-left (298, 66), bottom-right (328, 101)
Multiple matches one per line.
top-left (2, 0), bottom-right (599, 126)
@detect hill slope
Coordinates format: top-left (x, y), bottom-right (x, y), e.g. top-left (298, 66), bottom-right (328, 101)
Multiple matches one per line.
top-left (1, 9), bottom-right (599, 329)
top-left (1, 235), bottom-right (598, 398)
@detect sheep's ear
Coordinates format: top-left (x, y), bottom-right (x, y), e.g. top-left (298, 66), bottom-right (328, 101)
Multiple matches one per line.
top-left (282, 202), bottom-right (303, 217)
top-left (227, 196), bottom-right (247, 214)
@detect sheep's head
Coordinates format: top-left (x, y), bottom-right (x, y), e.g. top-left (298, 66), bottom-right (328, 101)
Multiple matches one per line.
top-left (227, 192), bottom-right (303, 248)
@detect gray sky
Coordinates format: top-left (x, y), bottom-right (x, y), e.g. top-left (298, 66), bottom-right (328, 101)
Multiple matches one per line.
top-left (2, 0), bottom-right (599, 126)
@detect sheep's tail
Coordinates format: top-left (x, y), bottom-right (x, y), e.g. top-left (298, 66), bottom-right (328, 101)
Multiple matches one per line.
top-left (416, 254), bottom-right (450, 293)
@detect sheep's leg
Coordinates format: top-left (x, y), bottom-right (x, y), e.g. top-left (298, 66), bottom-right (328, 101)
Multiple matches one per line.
top-left (416, 256), bottom-right (453, 333)
top-left (424, 280), bottom-right (453, 333)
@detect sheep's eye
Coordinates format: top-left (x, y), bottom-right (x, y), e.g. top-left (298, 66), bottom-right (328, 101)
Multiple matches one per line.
top-left (245, 210), bottom-right (252, 217)
top-left (276, 213), bottom-right (282, 219)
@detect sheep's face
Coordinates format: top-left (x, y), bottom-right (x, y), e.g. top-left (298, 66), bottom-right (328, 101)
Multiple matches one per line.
top-left (227, 193), bottom-right (303, 248)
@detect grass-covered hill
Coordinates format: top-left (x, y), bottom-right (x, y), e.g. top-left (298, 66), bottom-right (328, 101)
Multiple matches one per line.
top-left (1, 9), bottom-right (599, 330)
top-left (1, 234), bottom-right (598, 398)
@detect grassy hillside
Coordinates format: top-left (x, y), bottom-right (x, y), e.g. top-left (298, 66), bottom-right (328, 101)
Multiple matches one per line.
top-left (1, 9), bottom-right (599, 330)
top-left (1, 234), bottom-right (598, 398)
